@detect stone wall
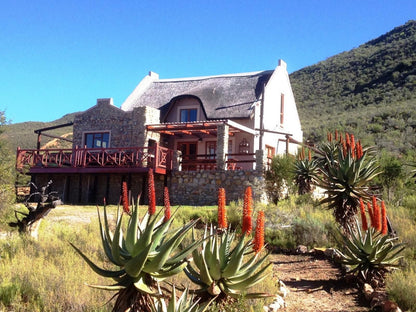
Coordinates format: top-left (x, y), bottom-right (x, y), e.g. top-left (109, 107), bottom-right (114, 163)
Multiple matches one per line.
top-left (73, 99), bottom-right (161, 149)
top-left (168, 170), bottom-right (266, 206)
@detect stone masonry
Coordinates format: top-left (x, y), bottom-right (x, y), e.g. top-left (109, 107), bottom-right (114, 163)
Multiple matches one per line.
top-left (168, 169), bottom-right (266, 206)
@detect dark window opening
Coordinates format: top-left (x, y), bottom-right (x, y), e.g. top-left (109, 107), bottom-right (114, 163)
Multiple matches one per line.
top-left (84, 132), bottom-right (110, 148)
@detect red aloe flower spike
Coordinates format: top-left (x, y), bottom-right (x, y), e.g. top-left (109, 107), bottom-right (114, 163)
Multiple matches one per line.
top-left (359, 198), bottom-right (368, 231)
top-left (350, 134), bottom-right (356, 159)
top-left (308, 149), bottom-right (312, 161)
top-left (253, 210), bottom-right (265, 254)
top-left (373, 197), bottom-right (381, 232)
top-left (335, 130), bottom-right (339, 141)
top-left (381, 201), bottom-right (388, 235)
top-left (342, 139), bottom-right (347, 158)
top-left (122, 181), bottom-right (130, 214)
top-left (327, 132), bottom-right (332, 142)
top-left (148, 168), bottom-right (156, 215)
top-left (367, 202), bottom-right (374, 228)
top-left (242, 186), bottom-right (253, 235)
top-left (356, 140), bottom-right (362, 159)
top-left (345, 133), bottom-right (351, 152)
top-left (218, 188), bottom-right (227, 229)
top-left (163, 187), bottom-right (171, 223)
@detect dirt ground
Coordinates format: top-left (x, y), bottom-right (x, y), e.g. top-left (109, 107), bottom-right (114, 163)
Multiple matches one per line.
top-left (270, 253), bottom-right (369, 312)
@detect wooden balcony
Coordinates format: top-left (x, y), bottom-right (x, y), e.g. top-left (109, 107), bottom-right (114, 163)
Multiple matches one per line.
top-left (16, 144), bottom-right (173, 175)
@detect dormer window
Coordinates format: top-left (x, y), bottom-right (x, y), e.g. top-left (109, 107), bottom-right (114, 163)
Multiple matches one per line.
top-left (180, 108), bottom-right (197, 122)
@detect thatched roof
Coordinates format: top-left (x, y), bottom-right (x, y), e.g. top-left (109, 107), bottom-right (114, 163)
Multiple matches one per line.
top-left (122, 70), bottom-right (273, 119)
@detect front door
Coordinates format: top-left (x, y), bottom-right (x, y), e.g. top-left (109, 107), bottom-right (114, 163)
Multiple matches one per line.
top-left (177, 142), bottom-right (197, 170)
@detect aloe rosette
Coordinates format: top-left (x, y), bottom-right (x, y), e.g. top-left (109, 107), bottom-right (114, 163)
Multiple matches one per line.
top-left (71, 202), bottom-right (203, 311)
top-left (336, 219), bottom-right (405, 284)
top-left (184, 226), bottom-right (272, 301)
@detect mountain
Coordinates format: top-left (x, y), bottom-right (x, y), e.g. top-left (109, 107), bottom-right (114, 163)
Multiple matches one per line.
top-left (1, 113), bottom-right (77, 152)
top-left (290, 20), bottom-right (416, 154)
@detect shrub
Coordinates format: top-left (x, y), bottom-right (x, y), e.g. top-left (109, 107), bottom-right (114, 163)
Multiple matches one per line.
top-left (386, 263), bottom-right (416, 312)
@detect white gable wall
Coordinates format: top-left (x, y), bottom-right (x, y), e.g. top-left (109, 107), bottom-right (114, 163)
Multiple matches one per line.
top-left (261, 60), bottom-right (303, 155)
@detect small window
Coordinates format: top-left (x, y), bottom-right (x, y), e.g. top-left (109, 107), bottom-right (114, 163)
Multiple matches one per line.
top-left (180, 109), bottom-right (197, 122)
top-left (84, 132), bottom-right (110, 148)
top-left (280, 93), bottom-right (285, 125)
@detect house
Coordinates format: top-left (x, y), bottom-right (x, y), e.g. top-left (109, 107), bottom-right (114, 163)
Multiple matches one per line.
top-left (16, 59), bottom-right (303, 205)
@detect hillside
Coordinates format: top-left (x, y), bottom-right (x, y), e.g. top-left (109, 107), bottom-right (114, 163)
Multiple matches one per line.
top-left (1, 113), bottom-right (77, 151)
top-left (290, 20), bottom-right (416, 154)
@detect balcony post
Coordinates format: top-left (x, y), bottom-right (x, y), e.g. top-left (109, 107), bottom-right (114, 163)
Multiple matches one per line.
top-left (216, 123), bottom-right (229, 171)
top-left (255, 149), bottom-right (267, 172)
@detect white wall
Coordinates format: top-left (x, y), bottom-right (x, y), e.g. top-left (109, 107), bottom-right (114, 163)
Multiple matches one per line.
top-left (260, 60), bottom-right (303, 155)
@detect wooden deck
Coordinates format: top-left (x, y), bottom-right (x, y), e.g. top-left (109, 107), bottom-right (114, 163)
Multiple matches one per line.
top-left (16, 145), bottom-right (173, 175)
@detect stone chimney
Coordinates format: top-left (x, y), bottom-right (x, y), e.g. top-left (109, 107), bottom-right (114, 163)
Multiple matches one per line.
top-left (96, 98), bottom-right (114, 106)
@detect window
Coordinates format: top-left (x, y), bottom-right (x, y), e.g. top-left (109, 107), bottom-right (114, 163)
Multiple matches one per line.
top-left (280, 93), bottom-right (285, 125)
top-left (180, 109), bottom-right (197, 122)
top-left (84, 132), bottom-right (110, 148)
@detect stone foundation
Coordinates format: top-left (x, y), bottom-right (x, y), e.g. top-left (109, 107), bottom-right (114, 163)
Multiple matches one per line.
top-left (168, 170), bottom-right (266, 206)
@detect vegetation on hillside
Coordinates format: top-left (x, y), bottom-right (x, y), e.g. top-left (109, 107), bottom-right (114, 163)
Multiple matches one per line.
top-left (0, 112), bottom-right (77, 151)
top-left (290, 20), bottom-right (416, 154)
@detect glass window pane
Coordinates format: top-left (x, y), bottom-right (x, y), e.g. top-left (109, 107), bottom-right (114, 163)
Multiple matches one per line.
top-left (189, 109), bottom-right (197, 121)
top-left (180, 110), bottom-right (187, 122)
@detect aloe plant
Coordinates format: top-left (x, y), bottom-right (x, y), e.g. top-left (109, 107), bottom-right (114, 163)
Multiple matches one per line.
top-left (315, 132), bottom-right (381, 231)
top-left (337, 220), bottom-right (405, 284)
top-left (151, 286), bottom-right (212, 312)
top-left (293, 148), bottom-right (319, 195)
top-left (71, 201), bottom-right (203, 312)
top-left (184, 225), bottom-right (272, 302)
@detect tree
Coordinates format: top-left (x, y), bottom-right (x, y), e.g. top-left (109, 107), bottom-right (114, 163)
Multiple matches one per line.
top-left (0, 111), bottom-right (15, 217)
top-left (265, 154), bottom-right (295, 204)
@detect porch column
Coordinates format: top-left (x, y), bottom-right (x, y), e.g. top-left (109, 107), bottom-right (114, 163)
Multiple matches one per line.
top-left (216, 124), bottom-right (229, 171)
top-left (255, 149), bottom-right (267, 172)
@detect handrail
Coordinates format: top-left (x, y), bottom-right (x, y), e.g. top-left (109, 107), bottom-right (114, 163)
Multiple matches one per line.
top-left (16, 145), bottom-right (173, 172)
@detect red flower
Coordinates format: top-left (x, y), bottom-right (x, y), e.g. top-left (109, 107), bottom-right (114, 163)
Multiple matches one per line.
top-left (253, 210), bottom-right (265, 254)
top-left (367, 202), bottom-right (374, 228)
top-left (242, 186), bottom-right (253, 235)
top-left (218, 188), bottom-right (227, 229)
top-left (372, 196), bottom-right (381, 232)
top-left (163, 187), bottom-right (171, 223)
top-left (381, 201), bottom-right (388, 235)
top-left (350, 134), bottom-right (356, 159)
top-left (359, 198), bottom-right (368, 231)
top-left (148, 169), bottom-right (156, 215)
top-left (121, 181), bottom-right (130, 214)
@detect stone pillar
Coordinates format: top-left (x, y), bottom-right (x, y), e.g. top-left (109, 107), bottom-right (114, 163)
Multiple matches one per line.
top-left (216, 123), bottom-right (229, 171)
top-left (255, 149), bottom-right (267, 172)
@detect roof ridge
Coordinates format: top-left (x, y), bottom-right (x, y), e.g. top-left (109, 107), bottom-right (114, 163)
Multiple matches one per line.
top-left (156, 70), bottom-right (273, 83)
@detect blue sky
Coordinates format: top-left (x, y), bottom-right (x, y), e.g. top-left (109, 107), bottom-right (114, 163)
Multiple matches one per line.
top-left (1, 0), bottom-right (415, 124)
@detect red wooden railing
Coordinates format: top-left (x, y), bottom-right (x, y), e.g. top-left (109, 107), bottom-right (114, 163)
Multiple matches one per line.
top-left (16, 145), bottom-right (173, 173)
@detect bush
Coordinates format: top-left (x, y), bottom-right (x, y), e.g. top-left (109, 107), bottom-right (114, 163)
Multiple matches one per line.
top-left (386, 262), bottom-right (416, 312)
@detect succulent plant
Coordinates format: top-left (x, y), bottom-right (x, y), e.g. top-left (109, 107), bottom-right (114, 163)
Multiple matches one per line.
top-left (336, 218), bottom-right (405, 285)
top-left (151, 286), bottom-right (212, 312)
top-left (184, 225), bottom-right (272, 302)
top-left (315, 131), bottom-right (380, 231)
top-left (71, 201), bottom-right (203, 312)
top-left (293, 148), bottom-right (319, 195)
